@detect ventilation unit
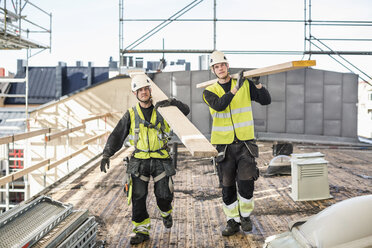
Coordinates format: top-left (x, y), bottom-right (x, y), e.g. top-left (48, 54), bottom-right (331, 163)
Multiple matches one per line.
top-left (290, 152), bottom-right (332, 201)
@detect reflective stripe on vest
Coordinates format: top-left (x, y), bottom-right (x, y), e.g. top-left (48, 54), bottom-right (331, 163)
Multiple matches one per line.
top-left (204, 78), bottom-right (255, 144)
top-left (128, 103), bottom-right (170, 159)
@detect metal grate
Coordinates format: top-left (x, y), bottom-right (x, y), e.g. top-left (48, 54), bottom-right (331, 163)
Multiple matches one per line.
top-left (33, 210), bottom-right (89, 248)
top-left (57, 217), bottom-right (97, 248)
top-left (0, 196), bottom-right (72, 248)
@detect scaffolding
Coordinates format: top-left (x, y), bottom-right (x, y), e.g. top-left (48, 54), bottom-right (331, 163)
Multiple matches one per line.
top-left (0, 0), bottom-right (52, 211)
top-left (119, 0), bottom-right (372, 83)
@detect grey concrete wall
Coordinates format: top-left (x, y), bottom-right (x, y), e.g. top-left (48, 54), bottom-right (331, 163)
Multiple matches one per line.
top-left (152, 68), bottom-right (359, 144)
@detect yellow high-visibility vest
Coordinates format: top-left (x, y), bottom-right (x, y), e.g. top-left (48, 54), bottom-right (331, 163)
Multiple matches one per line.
top-left (204, 78), bottom-right (255, 144)
top-left (128, 103), bottom-right (171, 159)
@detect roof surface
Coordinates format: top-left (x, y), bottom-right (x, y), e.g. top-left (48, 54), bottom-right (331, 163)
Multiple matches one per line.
top-left (38, 141), bottom-right (372, 247)
top-left (5, 66), bottom-right (108, 105)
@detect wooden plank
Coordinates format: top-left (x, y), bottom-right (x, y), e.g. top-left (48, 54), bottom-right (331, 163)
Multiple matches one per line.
top-left (46, 124), bottom-right (86, 141)
top-left (82, 131), bottom-right (109, 145)
top-left (196, 60), bottom-right (316, 88)
top-left (0, 136), bottom-right (13, 145)
top-left (130, 73), bottom-right (217, 157)
top-left (13, 128), bottom-right (50, 142)
top-left (0, 159), bottom-right (50, 186)
top-left (81, 113), bottom-right (112, 124)
top-left (46, 146), bottom-right (89, 171)
top-left (0, 78), bottom-right (26, 83)
top-left (0, 128), bottom-right (50, 145)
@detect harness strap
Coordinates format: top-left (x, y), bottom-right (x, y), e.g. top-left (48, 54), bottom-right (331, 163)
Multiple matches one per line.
top-left (153, 171), bottom-right (166, 183)
top-left (138, 171), bottom-right (166, 183)
top-left (139, 175), bottom-right (150, 182)
top-left (132, 106), bottom-right (168, 155)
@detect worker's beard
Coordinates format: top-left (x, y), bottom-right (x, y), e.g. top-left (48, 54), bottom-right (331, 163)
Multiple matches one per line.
top-left (137, 93), bottom-right (152, 104)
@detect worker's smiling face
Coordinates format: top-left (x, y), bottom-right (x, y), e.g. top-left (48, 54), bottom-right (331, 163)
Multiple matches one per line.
top-left (134, 86), bottom-right (151, 103)
top-left (213, 63), bottom-right (229, 79)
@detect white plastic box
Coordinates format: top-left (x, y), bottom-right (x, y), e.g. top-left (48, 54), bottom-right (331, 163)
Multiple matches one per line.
top-left (290, 152), bottom-right (332, 201)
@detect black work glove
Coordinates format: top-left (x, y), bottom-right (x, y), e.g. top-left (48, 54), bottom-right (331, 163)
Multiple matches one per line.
top-left (248, 76), bottom-right (261, 86)
top-left (100, 157), bottom-right (110, 173)
top-left (154, 98), bottom-right (176, 109)
top-left (235, 70), bottom-right (246, 90)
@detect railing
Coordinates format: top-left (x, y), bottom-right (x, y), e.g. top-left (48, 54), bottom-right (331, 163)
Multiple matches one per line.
top-left (0, 112), bottom-right (119, 211)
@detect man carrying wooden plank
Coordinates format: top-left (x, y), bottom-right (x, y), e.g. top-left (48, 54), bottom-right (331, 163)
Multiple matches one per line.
top-left (100, 74), bottom-right (190, 245)
top-left (202, 51), bottom-right (271, 236)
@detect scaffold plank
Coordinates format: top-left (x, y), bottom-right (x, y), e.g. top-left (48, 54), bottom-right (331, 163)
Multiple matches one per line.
top-left (0, 196), bottom-right (72, 248)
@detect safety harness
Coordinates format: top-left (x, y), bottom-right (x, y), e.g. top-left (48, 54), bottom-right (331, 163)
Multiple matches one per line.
top-left (132, 106), bottom-right (169, 155)
top-left (131, 107), bottom-right (173, 189)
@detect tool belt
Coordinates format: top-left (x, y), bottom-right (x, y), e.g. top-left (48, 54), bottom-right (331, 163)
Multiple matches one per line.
top-left (126, 157), bottom-right (176, 201)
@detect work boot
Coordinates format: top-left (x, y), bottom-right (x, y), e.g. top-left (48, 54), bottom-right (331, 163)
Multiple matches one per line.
top-left (222, 219), bottom-right (240, 236)
top-left (162, 214), bottom-right (173, 228)
top-left (241, 216), bottom-right (252, 232)
top-left (130, 233), bottom-right (149, 245)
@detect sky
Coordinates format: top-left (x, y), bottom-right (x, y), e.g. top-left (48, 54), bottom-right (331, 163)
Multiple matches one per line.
top-left (1, 0), bottom-right (372, 82)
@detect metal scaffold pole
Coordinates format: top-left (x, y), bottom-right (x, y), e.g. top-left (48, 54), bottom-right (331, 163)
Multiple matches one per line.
top-left (213, 0), bottom-right (216, 50)
top-left (119, 0), bottom-right (124, 67)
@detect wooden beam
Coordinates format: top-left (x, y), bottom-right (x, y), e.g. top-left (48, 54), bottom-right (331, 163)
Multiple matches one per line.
top-left (0, 159), bottom-right (50, 186)
top-left (82, 131), bottom-right (109, 145)
top-left (196, 60), bottom-right (316, 88)
top-left (130, 73), bottom-right (217, 157)
top-left (46, 124), bottom-right (86, 141)
top-left (46, 146), bottom-right (89, 171)
top-left (0, 128), bottom-right (50, 145)
top-left (0, 146), bottom-right (90, 186)
top-left (81, 113), bottom-right (112, 124)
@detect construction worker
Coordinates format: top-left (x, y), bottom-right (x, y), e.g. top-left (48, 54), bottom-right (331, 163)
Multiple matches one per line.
top-left (203, 51), bottom-right (271, 236)
top-left (100, 74), bottom-right (190, 245)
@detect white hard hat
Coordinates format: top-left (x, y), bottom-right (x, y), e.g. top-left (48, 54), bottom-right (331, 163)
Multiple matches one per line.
top-left (131, 74), bottom-right (151, 91)
top-left (210, 50), bottom-right (228, 68)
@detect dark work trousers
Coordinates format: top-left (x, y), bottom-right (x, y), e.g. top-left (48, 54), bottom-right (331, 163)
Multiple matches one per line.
top-left (218, 142), bottom-right (256, 205)
top-left (131, 158), bottom-right (173, 223)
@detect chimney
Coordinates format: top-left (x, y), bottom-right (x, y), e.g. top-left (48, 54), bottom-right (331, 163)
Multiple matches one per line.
top-left (108, 58), bottom-right (118, 69)
top-left (56, 62), bottom-right (66, 98)
top-left (76, 61), bottom-right (83, 67)
top-left (88, 62), bottom-right (94, 86)
top-left (17, 59), bottom-right (27, 75)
